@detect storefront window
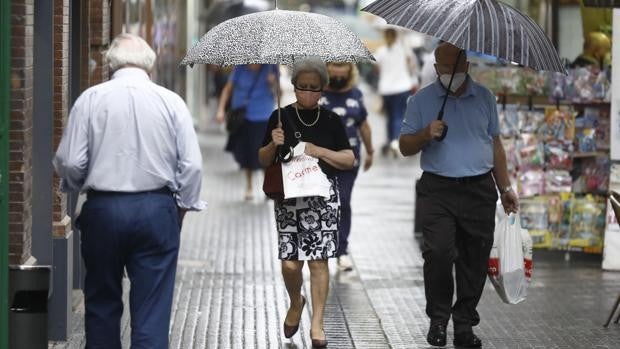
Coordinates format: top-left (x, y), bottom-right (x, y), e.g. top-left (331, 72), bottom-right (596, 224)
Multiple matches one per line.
top-left (122, 0), bottom-right (186, 96)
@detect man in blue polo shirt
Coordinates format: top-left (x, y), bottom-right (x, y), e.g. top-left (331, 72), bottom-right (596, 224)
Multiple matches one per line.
top-left (400, 42), bottom-right (519, 348)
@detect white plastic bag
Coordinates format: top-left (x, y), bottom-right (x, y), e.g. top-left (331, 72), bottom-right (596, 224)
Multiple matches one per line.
top-left (281, 142), bottom-right (331, 200)
top-left (488, 213), bottom-right (533, 304)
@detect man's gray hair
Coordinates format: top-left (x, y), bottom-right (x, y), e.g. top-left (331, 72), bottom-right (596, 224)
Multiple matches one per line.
top-left (106, 33), bottom-right (157, 72)
top-left (291, 57), bottom-right (329, 88)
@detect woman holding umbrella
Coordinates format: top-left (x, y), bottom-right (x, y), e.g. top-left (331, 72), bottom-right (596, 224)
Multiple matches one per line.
top-left (259, 57), bottom-right (354, 347)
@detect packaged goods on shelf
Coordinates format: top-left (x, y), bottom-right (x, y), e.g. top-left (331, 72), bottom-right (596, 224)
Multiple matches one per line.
top-left (519, 109), bottom-right (545, 133)
top-left (540, 108), bottom-right (575, 141)
top-left (545, 170), bottom-right (572, 193)
top-left (472, 64), bottom-right (613, 254)
top-left (519, 198), bottom-right (551, 248)
top-left (544, 140), bottom-right (573, 170)
top-left (572, 155), bottom-right (610, 194)
top-left (568, 195), bottom-right (606, 253)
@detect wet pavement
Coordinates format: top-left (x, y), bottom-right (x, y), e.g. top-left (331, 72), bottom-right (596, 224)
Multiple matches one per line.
top-left (50, 87), bottom-right (620, 348)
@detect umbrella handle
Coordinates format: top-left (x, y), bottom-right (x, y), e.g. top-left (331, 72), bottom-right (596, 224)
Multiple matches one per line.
top-left (275, 67), bottom-right (282, 127)
top-left (435, 110), bottom-right (448, 141)
top-left (436, 126), bottom-right (448, 141)
top-left (434, 49), bottom-right (463, 142)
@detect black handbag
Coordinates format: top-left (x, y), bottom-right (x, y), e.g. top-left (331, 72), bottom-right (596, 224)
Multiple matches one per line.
top-left (225, 107), bottom-right (247, 134)
top-left (226, 67), bottom-right (263, 134)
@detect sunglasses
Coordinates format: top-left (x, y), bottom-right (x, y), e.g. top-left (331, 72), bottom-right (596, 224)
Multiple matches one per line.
top-left (294, 85), bottom-right (322, 92)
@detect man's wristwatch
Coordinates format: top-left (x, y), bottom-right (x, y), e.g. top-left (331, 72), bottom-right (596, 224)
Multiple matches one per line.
top-left (499, 186), bottom-right (512, 194)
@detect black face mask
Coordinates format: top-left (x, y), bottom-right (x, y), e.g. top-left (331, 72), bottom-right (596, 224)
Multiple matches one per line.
top-left (328, 77), bottom-right (348, 90)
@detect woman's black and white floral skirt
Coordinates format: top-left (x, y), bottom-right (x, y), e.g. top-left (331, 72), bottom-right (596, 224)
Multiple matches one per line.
top-left (274, 179), bottom-right (340, 261)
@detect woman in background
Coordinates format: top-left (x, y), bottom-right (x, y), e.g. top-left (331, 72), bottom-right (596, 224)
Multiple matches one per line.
top-left (216, 64), bottom-right (278, 200)
top-left (320, 62), bottom-right (374, 271)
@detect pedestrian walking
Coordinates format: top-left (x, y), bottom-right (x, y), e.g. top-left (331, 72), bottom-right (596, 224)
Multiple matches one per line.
top-left (258, 57), bottom-right (354, 348)
top-left (320, 62), bottom-right (374, 271)
top-left (374, 28), bottom-right (419, 158)
top-left (399, 42), bottom-right (518, 348)
top-left (53, 34), bottom-right (205, 349)
top-left (216, 64), bottom-right (279, 200)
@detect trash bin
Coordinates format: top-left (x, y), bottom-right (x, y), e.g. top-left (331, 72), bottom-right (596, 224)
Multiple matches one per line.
top-left (9, 265), bottom-right (52, 349)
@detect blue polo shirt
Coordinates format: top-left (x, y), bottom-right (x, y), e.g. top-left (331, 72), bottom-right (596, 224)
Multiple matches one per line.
top-left (400, 77), bottom-right (499, 177)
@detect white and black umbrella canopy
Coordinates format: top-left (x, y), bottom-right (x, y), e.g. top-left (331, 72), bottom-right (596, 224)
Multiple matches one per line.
top-left (182, 9), bottom-right (375, 67)
top-left (362, 0), bottom-right (565, 73)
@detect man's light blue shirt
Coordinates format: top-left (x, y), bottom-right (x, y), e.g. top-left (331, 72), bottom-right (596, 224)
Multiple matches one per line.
top-left (53, 67), bottom-right (206, 210)
top-left (400, 77), bottom-right (499, 177)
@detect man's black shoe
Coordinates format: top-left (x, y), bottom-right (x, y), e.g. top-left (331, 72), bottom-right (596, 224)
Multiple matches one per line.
top-left (426, 323), bottom-right (447, 347)
top-left (453, 331), bottom-right (482, 348)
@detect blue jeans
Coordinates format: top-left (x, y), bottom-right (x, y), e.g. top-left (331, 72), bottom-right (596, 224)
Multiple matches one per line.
top-left (336, 167), bottom-right (359, 256)
top-left (78, 190), bottom-right (180, 349)
top-left (383, 91), bottom-right (410, 143)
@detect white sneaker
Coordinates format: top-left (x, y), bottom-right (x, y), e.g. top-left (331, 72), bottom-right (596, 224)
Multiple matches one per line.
top-left (389, 140), bottom-right (401, 158)
top-left (337, 255), bottom-right (354, 271)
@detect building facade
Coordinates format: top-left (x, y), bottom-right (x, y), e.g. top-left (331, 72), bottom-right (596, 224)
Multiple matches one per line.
top-left (1, 0), bottom-right (206, 344)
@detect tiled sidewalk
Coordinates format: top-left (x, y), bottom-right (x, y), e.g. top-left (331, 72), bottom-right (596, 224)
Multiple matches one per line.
top-left (51, 91), bottom-right (620, 348)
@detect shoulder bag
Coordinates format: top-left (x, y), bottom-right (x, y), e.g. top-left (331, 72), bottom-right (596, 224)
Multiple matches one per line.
top-left (263, 107), bottom-right (299, 201)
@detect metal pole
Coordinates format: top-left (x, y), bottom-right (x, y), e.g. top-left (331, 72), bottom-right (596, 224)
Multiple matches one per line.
top-left (551, 0), bottom-right (559, 49)
top-left (32, 0), bottom-right (54, 266)
top-left (69, 0), bottom-right (85, 292)
top-left (0, 0), bottom-right (11, 346)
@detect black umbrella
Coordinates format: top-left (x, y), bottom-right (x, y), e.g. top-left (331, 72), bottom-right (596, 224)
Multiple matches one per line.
top-left (362, 0), bottom-right (566, 141)
top-left (362, 0), bottom-right (565, 73)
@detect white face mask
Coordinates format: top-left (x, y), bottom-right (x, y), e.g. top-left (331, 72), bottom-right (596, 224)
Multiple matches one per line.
top-left (439, 72), bottom-right (467, 92)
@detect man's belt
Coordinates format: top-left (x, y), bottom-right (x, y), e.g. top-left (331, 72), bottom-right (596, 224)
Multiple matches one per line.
top-left (87, 187), bottom-right (172, 198)
top-left (423, 171), bottom-right (492, 184)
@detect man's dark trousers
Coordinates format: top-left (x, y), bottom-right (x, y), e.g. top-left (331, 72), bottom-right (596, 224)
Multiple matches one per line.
top-left (416, 171), bottom-right (498, 334)
top-left (78, 189), bottom-right (180, 349)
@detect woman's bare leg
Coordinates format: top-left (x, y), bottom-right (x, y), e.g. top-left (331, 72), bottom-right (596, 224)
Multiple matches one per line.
top-left (308, 260), bottom-right (329, 339)
top-left (282, 260), bottom-right (305, 325)
top-left (244, 169), bottom-right (253, 200)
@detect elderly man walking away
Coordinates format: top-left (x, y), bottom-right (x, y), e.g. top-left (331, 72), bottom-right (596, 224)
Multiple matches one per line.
top-left (399, 42), bottom-right (518, 348)
top-left (53, 33), bottom-right (205, 349)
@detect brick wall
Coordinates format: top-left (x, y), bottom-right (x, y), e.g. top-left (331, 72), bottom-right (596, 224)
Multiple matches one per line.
top-left (9, 0), bottom-right (34, 265)
top-left (90, 0), bottom-right (110, 84)
top-left (8, 0), bottom-right (113, 263)
top-left (52, 0), bottom-right (71, 238)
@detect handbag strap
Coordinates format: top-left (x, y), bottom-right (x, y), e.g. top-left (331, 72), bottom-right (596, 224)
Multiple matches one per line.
top-left (281, 106), bottom-right (301, 140)
top-left (241, 66), bottom-right (263, 107)
top-left (275, 106), bottom-right (302, 164)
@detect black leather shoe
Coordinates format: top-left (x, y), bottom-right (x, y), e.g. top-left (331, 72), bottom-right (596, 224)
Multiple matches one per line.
top-left (426, 323), bottom-right (447, 347)
top-left (453, 331), bottom-right (482, 348)
top-left (283, 296), bottom-right (306, 338)
top-left (310, 328), bottom-right (328, 348)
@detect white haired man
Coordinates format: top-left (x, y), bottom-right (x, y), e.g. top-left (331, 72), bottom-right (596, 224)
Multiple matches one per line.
top-left (54, 33), bottom-right (205, 348)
